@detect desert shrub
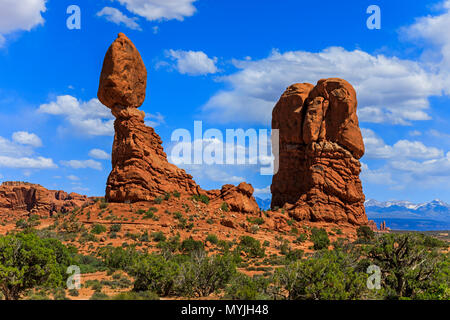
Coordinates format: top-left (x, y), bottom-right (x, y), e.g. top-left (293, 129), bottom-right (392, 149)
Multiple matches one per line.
top-left (310, 228), bottom-right (330, 250)
top-left (192, 194), bottom-right (210, 204)
top-left (274, 250), bottom-right (368, 300)
top-left (172, 191), bottom-right (181, 198)
top-left (356, 226), bottom-right (375, 243)
top-left (294, 233), bottom-right (308, 244)
top-left (0, 233), bottom-right (74, 300)
top-left (98, 246), bottom-right (140, 272)
top-left (110, 291), bottom-right (159, 300)
top-left (130, 254), bottom-right (181, 296)
top-left (91, 224), bottom-right (107, 235)
top-left (164, 192), bottom-right (171, 201)
top-left (90, 291), bottom-right (109, 300)
top-left (221, 202), bottom-right (229, 212)
top-left (246, 216), bottom-right (265, 225)
top-left (206, 234), bottom-right (219, 245)
top-left (154, 196), bottom-right (163, 204)
top-left (284, 249), bottom-right (304, 263)
top-left (175, 252), bottom-right (237, 297)
top-left (74, 254), bottom-right (106, 273)
top-left (151, 231), bottom-right (166, 242)
top-left (237, 236), bottom-right (265, 258)
top-left (181, 238), bottom-right (204, 254)
top-left (225, 273), bottom-right (271, 300)
top-left (99, 199), bottom-right (108, 209)
top-left (368, 233), bottom-right (449, 299)
top-left (110, 224), bottom-right (122, 233)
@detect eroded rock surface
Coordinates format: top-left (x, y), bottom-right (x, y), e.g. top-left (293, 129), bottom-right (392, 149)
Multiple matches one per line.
top-left (0, 182), bottom-right (89, 217)
top-left (271, 78), bottom-right (367, 225)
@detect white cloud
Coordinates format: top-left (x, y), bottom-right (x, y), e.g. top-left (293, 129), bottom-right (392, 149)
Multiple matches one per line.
top-left (12, 131), bottom-right (42, 147)
top-left (202, 47), bottom-right (442, 125)
top-left (145, 112), bottom-right (165, 127)
top-left (67, 175), bottom-right (80, 181)
top-left (362, 128), bottom-right (443, 159)
top-left (38, 95), bottom-right (114, 136)
top-left (97, 7), bottom-right (142, 30)
top-left (89, 149), bottom-right (111, 160)
top-left (254, 185), bottom-right (271, 196)
top-left (361, 162), bottom-right (395, 185)
top-left (61, 159), bottom-right (102, 171)
top-left (0, 134), bottom-right (55, 169)
top-left (113, 0), bottom-right (198, 21)
top-left (0, 156), bottom-right (56, 169)
top-left (0, 0), bottom-right (47, 46)
top-left (166, 49), bottom-right (219, 75)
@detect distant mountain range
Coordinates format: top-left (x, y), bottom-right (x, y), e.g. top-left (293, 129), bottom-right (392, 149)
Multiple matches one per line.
top-left (365, 199), bottom-right (450, 231)
top-left (255, 197), bottom-right (271, 211)
top-left (255, 196), bottom-right (450, 231)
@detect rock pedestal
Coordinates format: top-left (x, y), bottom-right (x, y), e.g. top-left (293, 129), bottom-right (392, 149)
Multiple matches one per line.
top-left (98, 33), bottom-right (200, 202)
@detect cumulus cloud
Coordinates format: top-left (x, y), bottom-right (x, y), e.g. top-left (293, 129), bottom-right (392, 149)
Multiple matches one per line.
top-left (0, 133), bottom-right (55, 169)
top-left (362, 128), bottom-right (443, 160)
top-left (97, 7), bottom-right (142, 30)
top-left (145, 112), bottom-right (165, 127)
top-left (0, 0), bottom-right (47, 46)
top-left (38, 95), bottom-right (114, 136)
top-left (202, 47), bottom-right (442, 125)
top-left (61, 159), bottom-right (102, 171)
top-left (253, 185), bottom-right (271, 197)
top-left (89, 149), bottom-right (111, 160)
top-left (0, 156), bottom-right (56, 169)
top-left (166, 49), bottom-right (219, 75)
top-left (112, 0), bottom-right (198, 21)
top-left (12, 131), bottom-right (42, 147)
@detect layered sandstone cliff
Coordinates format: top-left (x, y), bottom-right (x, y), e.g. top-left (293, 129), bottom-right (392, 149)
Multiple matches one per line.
top-left (0, 181), bottom-right (88, 216)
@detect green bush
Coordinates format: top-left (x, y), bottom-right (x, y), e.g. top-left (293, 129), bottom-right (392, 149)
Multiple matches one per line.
top-left (206, 234), bottom-right (219, 245)
top-left (151, 231), bottom-right (166, 242)
top-left (175, 252), bottom-right (237, 297)
top-left (181, 238), bottom-right (205, 253)
top-left (221, 202), bottom-right (229, 212)
top-left (310, 228), bottom-right (330, 250)
top-left (110, 291), bottom-right (159, 300)
top-left (0, 233), bottom-right (74, 300)
top-left (192, 194), bottom-right (210, 204)
top-left (237, 236), bottom-right (265, 258)
top-left (225, 273), bottom-right (271, 300)
top-left (246, 217), bottom-right (265, 225)
top-left (356, 226), bottom-right (375, 243)
top-left (130, 254), bottom-right (181, 296)
top-left (110, 224), bottom-right (122, 233)
top-left (91, 224), bottom-right (107, 235)
top-left (274, 250), bottom-right (368, 300)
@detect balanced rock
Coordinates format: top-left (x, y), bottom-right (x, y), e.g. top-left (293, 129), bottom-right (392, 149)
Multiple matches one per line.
top-left (98, 34), bottom-right (201, 202)
top-left (271, 78), bottom-right (367, 225)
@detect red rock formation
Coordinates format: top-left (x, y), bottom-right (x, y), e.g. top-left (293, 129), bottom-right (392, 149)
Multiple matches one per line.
top-left (368, 220), bottom-right (378, 232)
top-left (0, 182), bottom-right (89, 217)
top-left (271, 78), bottom-right (367, 225)
top-left (98, 33), bottom-right (201, 202)
top-left (209, 182), bottom-right (260, 214)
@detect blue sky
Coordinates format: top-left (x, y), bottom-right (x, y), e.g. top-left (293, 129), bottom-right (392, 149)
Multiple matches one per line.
top-left (0, 0), bottom-right (450, 203)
